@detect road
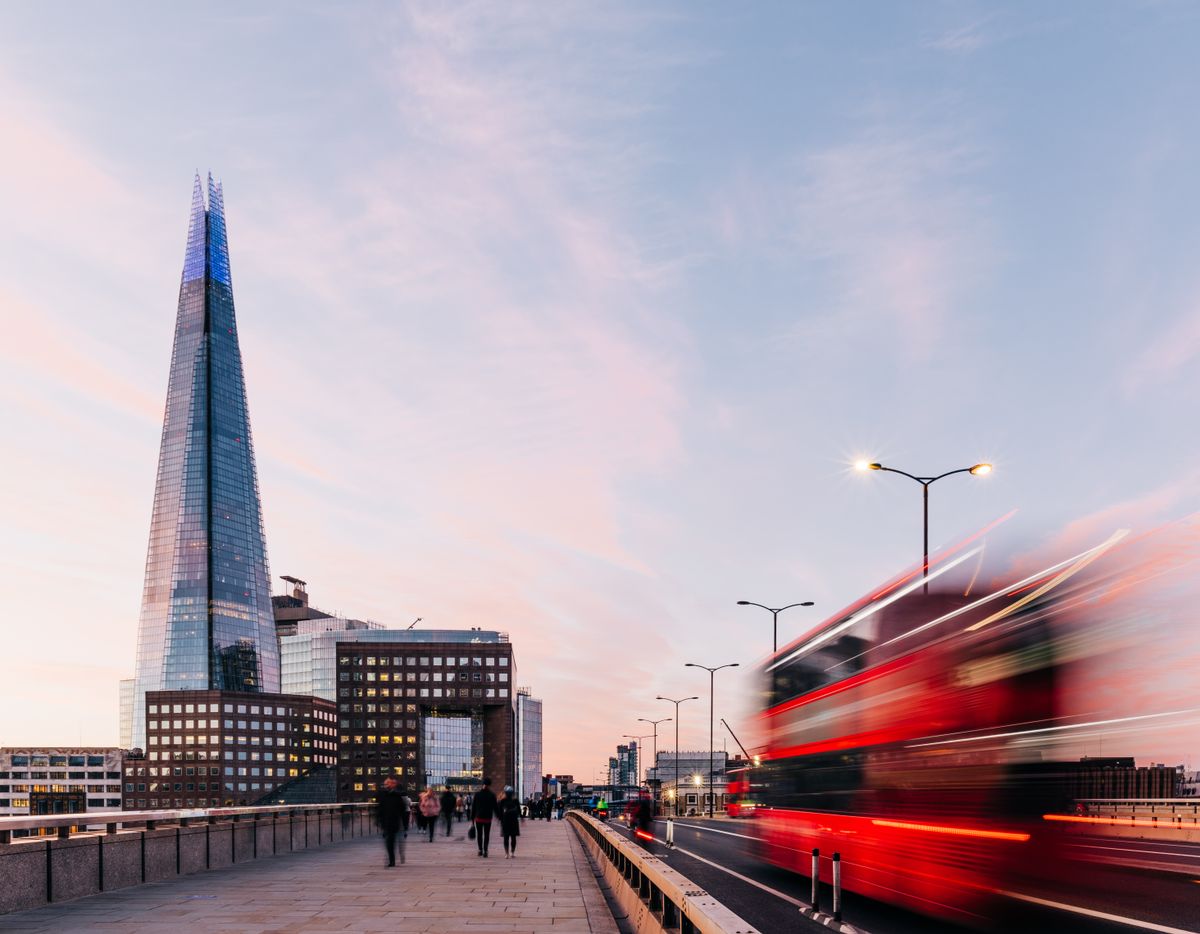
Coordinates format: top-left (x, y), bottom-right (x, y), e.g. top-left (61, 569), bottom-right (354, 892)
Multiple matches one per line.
top-left (604, 815), bottom-right (1200, 934)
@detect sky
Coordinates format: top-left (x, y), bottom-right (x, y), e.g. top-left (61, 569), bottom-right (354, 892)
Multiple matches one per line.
top-left (2, 2), bottom-right (1200, 781)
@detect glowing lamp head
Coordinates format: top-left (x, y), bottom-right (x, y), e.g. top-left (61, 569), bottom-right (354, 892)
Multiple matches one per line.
top-left (692, 775), bottom-right (702, 786)
top-left (854, 459), bottom-right (871, 472)
top-left (969, 463), bottom-right (993, 476)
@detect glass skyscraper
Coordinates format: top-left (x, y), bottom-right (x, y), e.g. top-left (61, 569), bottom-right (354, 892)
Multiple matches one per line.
top-left (130, 174), bottom-right (278, 750)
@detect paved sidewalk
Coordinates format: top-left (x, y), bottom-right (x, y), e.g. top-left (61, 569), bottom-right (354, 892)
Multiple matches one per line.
top-left (0, 819), bottom-right (618, 933)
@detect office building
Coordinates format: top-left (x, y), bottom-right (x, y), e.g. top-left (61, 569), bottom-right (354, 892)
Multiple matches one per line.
top-left (129, 174), bottom-right (279, 751)
top-left (122, 690), bottom-right (336, 810)
top-left (0, 748), bottom-right (124, 823)
top-left (516, 688), bottom-right (543, 801)
top-left (334, 638), bottom-right (516, 801)
top-left (119, 679), bottom-right (134, 750)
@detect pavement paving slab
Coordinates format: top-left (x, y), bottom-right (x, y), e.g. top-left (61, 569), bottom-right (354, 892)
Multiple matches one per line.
top-left (0, 820), bottom-right (619, 934)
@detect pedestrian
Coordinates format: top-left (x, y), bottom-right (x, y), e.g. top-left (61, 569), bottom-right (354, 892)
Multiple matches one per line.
top-left (456, 794), bottom-right (465, 822)
top-left (440, 786), bottom-right (457, 837)
top-left (556, 798), bottom-right (565, 820)
top-left (498, 785), bottom-right (521, 858)
top-left (469, 776), bottom-right (497, 857)
top-left (420, 787), bottom-right (440, 842)
top-left (376, 777), bottom-right (408, 867)
top-left (545, 796), bottom-right (552, 821)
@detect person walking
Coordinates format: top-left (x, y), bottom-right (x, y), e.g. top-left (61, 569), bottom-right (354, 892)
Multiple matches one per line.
top-left (420, 787), bottom-right (440, 842)
top-left (376, 777), bottom-right (408, 867)
top-left (440, 786), bottom-right (457, 837)
top-left (498, 785), bottom-right (521, 858)
top-left (456, 794), bottom-right (465, 822)
top-left (544, 796), bottom-right (553, 821)
top-left (469, 777), bottom-right (498, 857)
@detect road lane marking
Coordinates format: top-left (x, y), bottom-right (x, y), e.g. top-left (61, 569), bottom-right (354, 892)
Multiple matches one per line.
top-left (999, 892), bottom-right (1200, 934)
top-left (654, 820), bottom-right (758, 843)
top-left (619, 823), bottom-right (808, 909)
top-left (668, 843), bottom-right (810, 909)
top-left (1071, 844), bottom-right (1200, 859)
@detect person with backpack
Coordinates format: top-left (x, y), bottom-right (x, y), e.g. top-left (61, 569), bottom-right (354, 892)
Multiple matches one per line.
top-left (497, 785), bottom-right (521, 858)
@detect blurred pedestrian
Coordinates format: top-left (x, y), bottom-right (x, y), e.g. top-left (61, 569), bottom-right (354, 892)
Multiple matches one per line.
top-left (376, 777), bottom-right (408, 867)
top-left (456, 793), bottom-right (465, 822)
top-left (420, 787), bottom-right (440, 842)
top-left (470, 777), bottom-right (497, 857)
top-left (498, 785), bottom-right (521, 858)
top-left (440, 786), bottom-right (457, 836)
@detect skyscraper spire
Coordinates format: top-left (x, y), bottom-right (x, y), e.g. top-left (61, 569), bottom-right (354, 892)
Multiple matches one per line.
top-left (130, 174), bottom-right (278, 751)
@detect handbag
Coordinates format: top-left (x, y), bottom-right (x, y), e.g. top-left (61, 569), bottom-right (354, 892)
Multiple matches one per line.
top-left (468, 824), bottom-right (476, 840)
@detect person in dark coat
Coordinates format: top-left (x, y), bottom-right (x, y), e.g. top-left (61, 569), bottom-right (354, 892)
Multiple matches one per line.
top-left (497, 785), bottom-right (522, 858)
top-left (440, 787), bottom-right (457, 837)
top-left (469, 777), bottom-right (498, 857)
top-left (376, 777), bottom-right (408, 866)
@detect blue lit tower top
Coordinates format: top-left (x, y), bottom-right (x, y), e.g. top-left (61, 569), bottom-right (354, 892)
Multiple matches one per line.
top-left (131, 174), bottom-right (278, 750)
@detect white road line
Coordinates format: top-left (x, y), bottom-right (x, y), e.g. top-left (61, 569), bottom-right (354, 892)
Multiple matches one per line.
top-left (653, 820), bottom-right (758, 843)
top-left (1071, 844), bottom-right (1200, 859)
top-left (999, 892), bottom-right (1200, 934)
top-left (621, 824), bottom-right (807, 908)
top-left (669, 843), bottom-right (810, 910)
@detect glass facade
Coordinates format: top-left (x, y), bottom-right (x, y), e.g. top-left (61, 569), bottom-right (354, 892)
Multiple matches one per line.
top-left (516, 691), bottom-right (542, 801)
top-left (421, 711), bottom-right (483, 788)
top-left (131, 174), bottom-right (278, 751)
top-left (281, 628), bottom-right (508, 702)
top-left (118, 679), bottom-right (134, 750)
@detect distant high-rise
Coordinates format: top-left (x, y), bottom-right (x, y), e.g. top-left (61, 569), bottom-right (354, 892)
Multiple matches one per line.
top-left (130, 174), bottom-right (278, 750)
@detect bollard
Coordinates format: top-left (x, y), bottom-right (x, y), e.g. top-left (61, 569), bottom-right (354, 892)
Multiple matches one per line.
top-left (811, 848), bottom-right (820, 912)
top-left (832, 852), bottom-right (842, 923)
top-left (666, 817), bottom-right (674, 847)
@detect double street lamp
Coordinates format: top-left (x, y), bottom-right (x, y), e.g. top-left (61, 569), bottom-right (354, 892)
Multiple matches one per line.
top-left (637, 717), bottom-right (671, 797)
top-left (857, 460), bottom-right (993, 593)
top-left (685, 662), bottom-right (739, 818)
top-left (621, 734), bottom-right (652, 787)
top-left (657, 694), bottom-right (699, 816)
top-left (736, 600), bottom-right (815, 654)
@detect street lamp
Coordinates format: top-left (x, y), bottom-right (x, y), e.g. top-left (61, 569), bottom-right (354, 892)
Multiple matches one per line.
top-left (857, 460), bottom-right (993, 593)
top-left (657, 694), bottom-right (699, 816)
top-left (637, 717), bottom-right (671, 795)
top-left (736, 601), bottom-right (815, 654)
top-left (685, 662), bottom-right (739, 818)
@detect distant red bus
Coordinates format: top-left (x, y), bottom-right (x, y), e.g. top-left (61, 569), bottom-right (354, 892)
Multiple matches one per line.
top-left (725, 767), bottom-right (758, 818)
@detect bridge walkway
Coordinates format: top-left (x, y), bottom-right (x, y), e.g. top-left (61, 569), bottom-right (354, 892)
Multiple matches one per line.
top-left (0, 818), bottom-right (616, 933)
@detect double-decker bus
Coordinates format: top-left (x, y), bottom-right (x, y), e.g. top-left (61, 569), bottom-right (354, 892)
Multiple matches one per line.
top-left (752, 534), bottom-right (1134, 924)
top-left (725, 766), bottom-right (759, 817)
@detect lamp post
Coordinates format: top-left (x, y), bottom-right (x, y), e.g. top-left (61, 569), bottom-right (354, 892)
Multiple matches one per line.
top-left (657, 695), bottom-right (699, 816)
top-left (637, 717), bottom-right (671, 798)
top-left (685, 662), bottom-right (739, 818)
top-left (736, 601), bottom-right (815, 654)
top-left (856, 460), bottom-right (993, 593)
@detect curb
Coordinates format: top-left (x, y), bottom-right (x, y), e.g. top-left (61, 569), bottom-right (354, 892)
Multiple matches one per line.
top-left (798, 906), bottom-right (861, 933)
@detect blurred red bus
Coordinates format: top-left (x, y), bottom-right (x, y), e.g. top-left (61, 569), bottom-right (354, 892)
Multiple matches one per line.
top-left (751, 540), bottom-right (1122, 925)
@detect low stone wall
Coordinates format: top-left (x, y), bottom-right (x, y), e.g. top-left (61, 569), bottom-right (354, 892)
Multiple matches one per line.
top-left (0, 807), bottom-right (374, 915)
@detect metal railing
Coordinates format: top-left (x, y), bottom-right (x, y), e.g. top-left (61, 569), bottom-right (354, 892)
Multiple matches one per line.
top-left (567, 810), bottom-right (761, 933)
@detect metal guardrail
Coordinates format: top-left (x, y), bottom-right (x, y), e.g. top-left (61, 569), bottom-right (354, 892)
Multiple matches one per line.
top-left (567, 810), bottom-right (760, 934)
top-left (0, 802), bottom-right (372, 845)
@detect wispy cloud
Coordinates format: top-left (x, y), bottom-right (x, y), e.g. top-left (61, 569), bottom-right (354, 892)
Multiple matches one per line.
top-left (1124, 303), bottom-right (1200, 392)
